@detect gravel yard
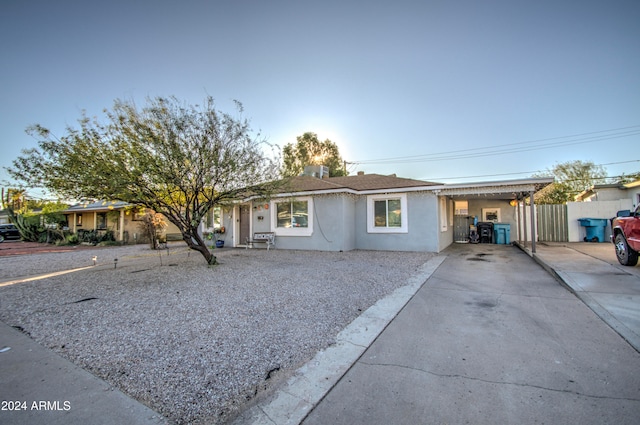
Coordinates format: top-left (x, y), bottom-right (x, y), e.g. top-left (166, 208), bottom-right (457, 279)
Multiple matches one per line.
top-left (0, 244), bottom-right (433, 424)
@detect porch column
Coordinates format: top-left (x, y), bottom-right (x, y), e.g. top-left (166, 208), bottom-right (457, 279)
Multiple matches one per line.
top-left (93, 212), bottom-right (98, 231)
top-left (119, 210), bottom-right (125, 242)
top-left (530, 190), bottom-right (536, 253)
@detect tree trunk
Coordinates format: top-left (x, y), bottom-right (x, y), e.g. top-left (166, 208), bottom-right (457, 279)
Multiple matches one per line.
top-left (182, 231), bottom-right (217, 266)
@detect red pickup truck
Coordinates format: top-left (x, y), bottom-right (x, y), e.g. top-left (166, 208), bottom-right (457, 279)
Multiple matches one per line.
top-left (611, 205), bottom-right (640, 266)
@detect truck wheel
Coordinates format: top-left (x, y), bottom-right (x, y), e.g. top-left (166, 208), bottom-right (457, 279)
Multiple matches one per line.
top-left (614, 233), bottom-right (639, 266)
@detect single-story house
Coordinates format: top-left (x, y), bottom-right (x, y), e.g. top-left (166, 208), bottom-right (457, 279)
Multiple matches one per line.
top-left (214, 171), bottom-right (553, 254)
top-left (63, 201), bottom-right (182, 244)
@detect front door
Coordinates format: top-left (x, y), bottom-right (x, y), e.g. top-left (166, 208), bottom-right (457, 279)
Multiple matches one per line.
top-left (239, 204), bottom-right (251, 245)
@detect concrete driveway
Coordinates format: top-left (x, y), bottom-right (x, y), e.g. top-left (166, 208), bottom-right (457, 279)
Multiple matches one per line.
top-left (302, 244), bottom-right (640, 425)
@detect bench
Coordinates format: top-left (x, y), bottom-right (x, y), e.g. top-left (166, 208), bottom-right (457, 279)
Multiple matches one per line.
top-left (165, 233), bottom-right (183, 242)
top-left (246, 232), bottom-right (276, 250)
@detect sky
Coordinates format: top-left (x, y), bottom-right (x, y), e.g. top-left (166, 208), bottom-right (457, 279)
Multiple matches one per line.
top-left (1, 0), bottom-right (639, 198)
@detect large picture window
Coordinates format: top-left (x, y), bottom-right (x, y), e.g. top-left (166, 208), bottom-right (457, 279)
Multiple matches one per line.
top-left (367, 194), bottom-right (408, 233)
top-left (272, 197), bottom-right (313, 236)
top-left (277, 200), bottom-right (308, 228)
top-left (374, 199), bottom-right (402, 228)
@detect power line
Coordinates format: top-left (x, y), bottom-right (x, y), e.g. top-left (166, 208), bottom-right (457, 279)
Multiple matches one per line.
top-left (422, 160), bottom-right (640, 181)
top-left (349, 125), bottom-right (640, 165)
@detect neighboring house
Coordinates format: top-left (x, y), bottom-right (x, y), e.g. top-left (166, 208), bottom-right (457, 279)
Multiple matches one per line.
top-left (214, 171), bottom-right (553, 253)
top-left (575, 179), bottom-right (640, 207)
top-left (63, 201), bottom-right (182, 244)
top-left (568, 179), bottom-right (640, 242)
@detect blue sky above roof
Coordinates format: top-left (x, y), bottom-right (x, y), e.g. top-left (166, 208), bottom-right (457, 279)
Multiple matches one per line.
top-left (1, 0), bottom-right (639, 199)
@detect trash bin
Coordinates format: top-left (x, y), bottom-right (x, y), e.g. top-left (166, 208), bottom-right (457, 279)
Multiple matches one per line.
top-left (493, 223), bottom-right (511, 244)
top-left (578, 218), bottom-right (607, 243)
top-left (477, 222), bottom-right (494, 243)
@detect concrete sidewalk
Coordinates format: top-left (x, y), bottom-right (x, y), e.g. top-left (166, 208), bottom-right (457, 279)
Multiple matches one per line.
top-left (532, 242), bottom-right (640, 352)
top-left (296, 244), bottom-right (640, 424)
top-left (0, 322), bottom-right (166, 425)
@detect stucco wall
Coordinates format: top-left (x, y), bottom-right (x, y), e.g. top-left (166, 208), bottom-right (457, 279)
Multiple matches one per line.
top-left (567, 200), bottom-right (633, 242)
top-left (268, 195), bottom-right (354, 252)
top-left (585, 187), bottom-right (628, 202)
top-left (466, 199), bottom-right (518, 243)
top-left (355, 192), bottom-right (439, 252)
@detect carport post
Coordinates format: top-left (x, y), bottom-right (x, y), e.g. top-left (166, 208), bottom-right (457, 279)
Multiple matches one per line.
top-left (522, 198), bottom-right (528, 248)
top-left (530, 190), bottom-right (536, 253)
top-left (517, 198), bottom-right (522, 246)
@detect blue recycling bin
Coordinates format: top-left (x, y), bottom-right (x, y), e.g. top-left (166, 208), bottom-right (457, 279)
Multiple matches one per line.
top-left (493, 223), bottom-right (511, 244)
top-left (578, 218), bottom-right (607, 243)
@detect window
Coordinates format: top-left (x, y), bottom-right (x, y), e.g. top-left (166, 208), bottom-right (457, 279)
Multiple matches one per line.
top-left (206, 206), bottom-right (222, 229)
top-left (97, 213), bottom-right (107, 230)
top-left (374, 199), bottom-right (402, 228)
top-left (76, 214), bottom-right (83, 226)
top-left (367, 194), bottom-right (408, 233)
top-left (454, 201), bottom-right (468, 216)
top-left (271, 197), bottom-right (313, 236)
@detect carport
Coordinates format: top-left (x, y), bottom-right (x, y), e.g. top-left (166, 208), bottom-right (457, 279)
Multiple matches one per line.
top-left (432, 177), bottom-right (554, 253)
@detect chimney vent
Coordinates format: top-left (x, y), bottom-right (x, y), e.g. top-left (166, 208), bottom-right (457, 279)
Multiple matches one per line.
top-left (357, 171), bottom-right (365, 176)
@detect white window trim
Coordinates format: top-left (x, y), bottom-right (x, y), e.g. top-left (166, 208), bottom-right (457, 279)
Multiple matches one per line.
top-left (271, 197), bottom-right (314, 236)
top-left (367, 193), bottom-right (408, 234)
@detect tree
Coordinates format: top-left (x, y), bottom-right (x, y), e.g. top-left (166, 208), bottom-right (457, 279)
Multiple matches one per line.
top-left (1, 187), bottom-right (27, 212)
top-left (8, 96), bottom-right (280, 265)
top-left (533, 160), bottom-right (607, 204)
top-left (281, 132), bottom-right (347, 177)
top-left (139, 210), bottom-right (168, 250)
top-left (619, 171), bottom-right (640, 184)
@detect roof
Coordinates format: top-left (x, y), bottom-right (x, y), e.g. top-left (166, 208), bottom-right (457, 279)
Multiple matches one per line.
top-left (433, 177), bottom-right (554, 197)
top-left (277, 174), bottom-right (441, 195)
top-left (623, 179), bottom-right (640, 189)
top-left (64, 201), bottom-right (131, 213)
top-left (271, 175), bottom-right (553, 200)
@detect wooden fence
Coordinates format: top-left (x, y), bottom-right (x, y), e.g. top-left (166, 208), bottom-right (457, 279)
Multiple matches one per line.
top-left (536, 204), bottom-right (568, 242)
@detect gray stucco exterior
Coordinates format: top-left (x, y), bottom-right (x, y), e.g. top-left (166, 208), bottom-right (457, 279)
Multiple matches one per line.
top-left (355, 192), bottom-right (440, 252)
top-left (234, 191), bottom-right (442, 252)
top-left (272, 195), bottom-right (356, 251)
top-left (225, 175), bottom-right (553, 254)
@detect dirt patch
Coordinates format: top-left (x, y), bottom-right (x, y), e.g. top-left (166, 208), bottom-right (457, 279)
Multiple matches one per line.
top-left (0, 241), bottom-right (110, 257)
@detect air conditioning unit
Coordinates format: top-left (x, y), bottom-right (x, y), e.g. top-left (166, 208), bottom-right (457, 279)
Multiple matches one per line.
top-left (303, 165), bottom-right (329, 179)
